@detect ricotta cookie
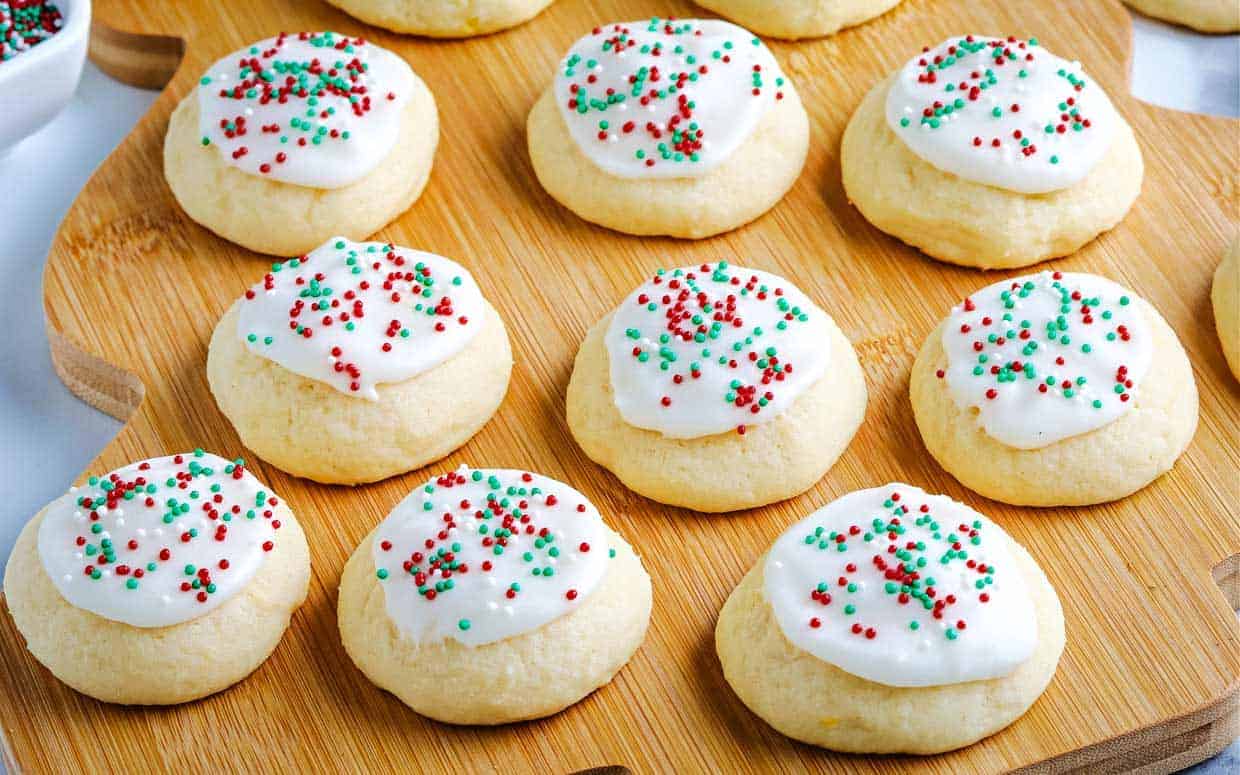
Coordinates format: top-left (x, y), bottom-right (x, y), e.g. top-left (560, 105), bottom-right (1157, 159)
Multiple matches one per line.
top-left (528, 18), bottom-right (809, 239)
top-left (3, 450), bottom-right (310, 705)
top-left (693, 0), bottom-right (903, 40)
top-left (338, 466), bottom-right (651, 724)
top-left (1214, 240), bottom-right (1240, 381)
top-left (716, 483), bottom-right (1064, 753)
top-left (567, 262), bottom-right (866, 512)
top-left (911, 271), bottom-right (1197, 506)
top-left (1124, 0), bottom-right (1239, 33)
top-left (207, 237), bottom-right (512, 485)
top-left (842, 35), bottom-right (1142, 269)
top-left (164, 32), bottom-right (438, 256)
top-left (324, 0), bottom-right (555, 37)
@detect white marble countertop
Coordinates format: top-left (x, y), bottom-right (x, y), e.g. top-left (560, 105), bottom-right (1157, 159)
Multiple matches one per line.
top-left (0, 11), bottom-right (1235, 772)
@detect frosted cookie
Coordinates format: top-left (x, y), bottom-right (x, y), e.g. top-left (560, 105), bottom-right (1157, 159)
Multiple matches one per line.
top-left (207, 237), bottom-right (512, 485)
top-left (716, 483), bottom-right (1064, 754)
top-left (1124, 0), bottom-right (1239, 33)
top-left (3, 450), bottom-right (310, 705)
top-left (842, 35), bottom-right (1142, 269)
top-left (1214, 240), bottom-right (1240, 381)
top-left (338, 466), bottom-right (651, 724)
top-left (693, 0), bottom-right (903, 40)
top-left (911, 271), bottom-right (1197, 506)
top-left (324, 0), bottom-right (555, 37)
top-left (164, 32), bottom-right (438, 256)
top-left (566, 262), bottom-right (866, 512)
top-left (527, 18), bottom-right (809, 239)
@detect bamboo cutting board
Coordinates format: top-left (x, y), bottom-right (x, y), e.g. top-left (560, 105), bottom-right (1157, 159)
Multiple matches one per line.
top-left (2, 0), bottom-right (1237, 771)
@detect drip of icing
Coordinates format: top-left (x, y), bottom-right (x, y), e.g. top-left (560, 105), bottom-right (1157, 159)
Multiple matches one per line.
top-left (371, 466), bottom-right (611, 647)
top-left (37, 451), bottom-right (283, 628)
top-left (236, 237), bottom-right (486, 400)
top-left (885, 34), bottom-right (1118, 194)
top-left (554, 18), bottom-right (787, 179)
top-left (940, 271), bottom-right (1152, 449)
top-left (197, 31), bottom-right (414, 188)
top-left (764, 483), bottom-right (1038, 688)
top-left (604, 262), bottom-right (830, 438)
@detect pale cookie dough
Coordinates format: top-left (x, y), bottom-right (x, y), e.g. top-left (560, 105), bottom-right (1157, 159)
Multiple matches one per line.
top-left (567, 263), bottom-right (866, 512)
top-left (207, 238), bottom-right (512, 485)
top-left (842, 35), bottom-right (1142, 269)
top-left (716, 484), bottom-right (1064, 754)
top-left (911, 271), bottom-right (1197, 506)
top-left (3, 451), bottom-right (310, 705)
top-left (694, 0), bottom-right (903, 40)
top-left (324, 0), bottom-right (555, 37)
top-left (1124, 0), bottom-right (1240, 33)
top-left (1214, 239), bottom-right (1240, 380)
top-left (165, 32), bottom-right (438, 256)
top-left (527, 18), bottom-right (809, 239)
top-left (338, 466), bottom-right (652, 724)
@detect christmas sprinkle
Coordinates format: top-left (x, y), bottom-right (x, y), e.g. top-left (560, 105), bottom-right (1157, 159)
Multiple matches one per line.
top-left (197, 32), bottom-right (413, 188)
top-left (885, 34), bottom-right (1118, 194)
top-left (939, 271), bottom-right (1152, 449)
top-left (763, 483), bottom-right (1037, 688)
top-left (236, 237), bottom-right (485, 400)
top-left (0, 1), bottom-right (62, 62)
top-left (36, 450), bottom-right (283, 628)
top-left (604, 262), bottom-right (830, 438)
top-left (372, 467), bottom-right (611, 646)
top-left (554, 18), bottom-right (787, 179)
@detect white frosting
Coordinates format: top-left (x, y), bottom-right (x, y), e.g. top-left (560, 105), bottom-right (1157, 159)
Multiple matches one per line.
top-left (236, 237), bottom-right (486, 400)
top-left (37, 451), bottom-right (284, 628)
top-left (604, 263), bottom-right (831, 438)
top-left (197, 31), bottom-right (414, 188)
top-left (940, 271), bottom-right (1152, 449)
top-left (371, 467), bottom-right (611, 647)
top-left (885, 35), bottom-right (1118, 194)
top-left (554, 18), bottom-right (787, 179)
top-left (764, 483), bottom-right (1038, 688)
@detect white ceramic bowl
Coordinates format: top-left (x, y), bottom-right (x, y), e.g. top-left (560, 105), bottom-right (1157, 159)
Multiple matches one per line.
top-left (0, 0), bottom-right (90, 153)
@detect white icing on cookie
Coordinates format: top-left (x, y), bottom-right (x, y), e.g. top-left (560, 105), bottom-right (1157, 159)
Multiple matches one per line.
top-left (763, 483), bottom-right (1038, 688)
top-left (371, 467), bottom-right (611, 647)
top-left (940, 271), bottom-right (1152, 449)
top-left (197, 31), bottom-right (414, 188)
top-left (554, 18), bottom-right (787, 179)
top-left (885, 35), bottom-right (1118, 194)
top-left (37, 451), bottom-right (284, 628)
top-left (604, 263), bottom-right (831, 438)
top-left (236, 237), bottom-right (486, 400)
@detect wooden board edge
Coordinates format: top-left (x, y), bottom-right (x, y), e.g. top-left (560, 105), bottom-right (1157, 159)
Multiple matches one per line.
top-left (1213, 553), bottom-right (1240, 609)
top-left (87, 19), bottom-right (183, 90)
top-left (1020, 685), bottom-right (1239, 774)
top-left (46, 324), bottom-right (143, 422)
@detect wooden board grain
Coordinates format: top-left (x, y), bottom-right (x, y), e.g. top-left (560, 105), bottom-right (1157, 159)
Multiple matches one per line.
top-left (2, 0), bottom-right (1238, 772)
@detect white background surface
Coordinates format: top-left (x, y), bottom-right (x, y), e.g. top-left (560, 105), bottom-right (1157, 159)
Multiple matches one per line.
top-left (0, 11), bottom-right (1235, 771)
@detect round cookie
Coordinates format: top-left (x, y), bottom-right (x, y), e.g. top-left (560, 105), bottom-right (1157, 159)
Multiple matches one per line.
top-left (842, 35), bottom-right (1142, 269)
top-left (528, 18), bottom-right (809, 239)
top-left (3, 450), bottom-right (310, 705)
top-left (207, 237), bottom-right (512, 485)
top-left (165, 32), bottom-right (438, 256)
top-left (693, 0), bottom-right (903, 40)
top-left (716, 483), bottom-right (1064, 754)
top-left (911, 271), bottom-right (1197, 506)
top-left (1213, 239), bottom-right (1240, 381)
top-left (323, 0), bottom-right (555, 38)
top-left (338, 466), bottom-right (651, 724)
top-left (1124, 0), bottom-right (1240, 33)
top-left (567, 262), bottom-right (866, 512)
